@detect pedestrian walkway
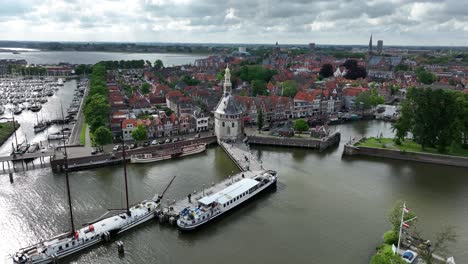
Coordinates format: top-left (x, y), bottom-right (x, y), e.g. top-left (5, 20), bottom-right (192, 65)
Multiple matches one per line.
top-left (218, 140), bottom-right (263, 172)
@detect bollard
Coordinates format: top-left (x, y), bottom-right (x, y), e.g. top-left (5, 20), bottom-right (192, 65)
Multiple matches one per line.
top-left (9, 173), bottom-right (13, 183)
top-left (117, 241), bottom-right (124, 255)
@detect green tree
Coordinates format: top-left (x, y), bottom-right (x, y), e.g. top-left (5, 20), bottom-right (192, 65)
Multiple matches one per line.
top-left (181, 75), bottom-right (200, 86)
top-left (417, 226), bottom-right (457, 264)
top-left (154, 59), bottom-right (164, 70)
top-left (383, 230), bottom-right (399, 245)
top-left (319, 63), bottom-right (334, 78)
top-left (394, 63), bottom-right (410, 72)
top-left (393, 88), bottom-right (466, 152)
top-left (282, 80), bottom-right (298, 98)
top-left (388, 201), bottom-right (418, 233)
top-left (257, 109), bottom-right (264, 131)
top-left (252, 80), bottom-right (268, 96)
top-left (354, 89), bottom-right (385, 110)
top-left (294, 119), bottom-right (309, 132)
top-left (370, 245), bottom-right (406, 264)
top-left (94, 126), bottom-right (112, 149)
top-left (89, 116), bottom-right (105, 133)
top-left (235, 65), bottom-right (277, 83)
top-left (131, 124), bottom-right (148, 141)
top-left (84, 94), bottom-right (110, 127)
top-left (416, 67), bottom-right (436, 85)
top-left (141, 83), bottom-right (151, 94)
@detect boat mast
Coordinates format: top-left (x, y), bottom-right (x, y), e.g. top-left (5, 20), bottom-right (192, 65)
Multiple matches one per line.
top-left (121, 124), bottom-right (130, 213)
top-left (61, 104), bottom-right (75, 233)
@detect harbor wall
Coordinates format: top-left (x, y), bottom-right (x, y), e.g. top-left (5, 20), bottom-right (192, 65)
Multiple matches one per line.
top-left (343, 144), bottom-right (468, 168)
top-left (247, 131), bottom-right (340, 152)
top-left (51, 136), bottom-right (217, 172)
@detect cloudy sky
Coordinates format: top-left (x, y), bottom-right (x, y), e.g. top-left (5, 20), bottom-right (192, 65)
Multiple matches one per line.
top-left (1, 0), bottom-right (467, 46)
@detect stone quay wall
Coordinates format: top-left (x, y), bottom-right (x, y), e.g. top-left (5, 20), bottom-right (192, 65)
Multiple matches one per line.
top-left (51, 136), bottom-right (217, 172)
top-left (343, 144), bottom-right (468, 168)
top-left (247, 132), bottom-right (340, 152)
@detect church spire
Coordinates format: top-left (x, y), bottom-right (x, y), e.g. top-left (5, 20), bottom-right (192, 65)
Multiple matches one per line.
top-left (223, 65), bottom-right (232, 96)
top-left (369, 34), bottom-right (373, 53)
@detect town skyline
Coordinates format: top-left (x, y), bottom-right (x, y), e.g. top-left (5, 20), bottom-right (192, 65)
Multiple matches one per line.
top-left (1, 0), bottom-right (467, 46)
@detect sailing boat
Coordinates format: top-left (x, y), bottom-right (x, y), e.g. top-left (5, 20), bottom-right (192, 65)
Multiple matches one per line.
top-left (13, 114), bottom-right (167, 264)
top-left (33, 113), bottom-right (47, 133)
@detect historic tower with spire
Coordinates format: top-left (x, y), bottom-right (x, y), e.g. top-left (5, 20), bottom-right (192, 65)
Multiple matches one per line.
top-left (369, 34), bottom-right (373, 54)
top-left (214, 65), bottom-right (243, 141)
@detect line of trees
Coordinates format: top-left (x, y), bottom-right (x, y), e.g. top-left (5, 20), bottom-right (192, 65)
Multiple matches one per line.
top-left (393, 87), bottom-right (468, 153)
top-left (84, 63), bottom-right (112, 147)
top-left (98, 60), bottom-right (146, 70)
top-left (8, 65), bottom-right (47, 75)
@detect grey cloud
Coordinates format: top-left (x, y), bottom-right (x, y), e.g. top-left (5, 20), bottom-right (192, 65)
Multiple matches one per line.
top-left (0, 0), bottom-right (467, 45)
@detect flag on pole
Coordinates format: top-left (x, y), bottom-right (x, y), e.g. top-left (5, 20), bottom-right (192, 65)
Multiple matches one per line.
top-left (404, 207), bottom-right (410, 213)
top-left (402, 222), bottom-right (410, 228)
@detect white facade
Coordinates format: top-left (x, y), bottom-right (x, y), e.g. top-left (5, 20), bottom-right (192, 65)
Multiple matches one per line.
top-left (214, 66), bottom-right (243, 141)
top-left (196, 115), bottom-right (209, 132)
top-left (123, 122), bottom-right (136, 141)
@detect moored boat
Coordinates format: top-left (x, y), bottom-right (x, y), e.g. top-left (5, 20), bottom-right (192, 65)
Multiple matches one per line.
top-left (130, 143), bottom-right (207, 164)
top-left (34, 121), bottom-right (48, 133)
top-left (177, 170), bottom-right (277, 231)
top-left (12, 126), bottom-right (174, 264)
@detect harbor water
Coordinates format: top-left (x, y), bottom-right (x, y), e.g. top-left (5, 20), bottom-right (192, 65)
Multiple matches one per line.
top-left (0, 51), bottom-right (206, 66)
top-left (0, 79), bottom-right (77, 156)
top-left (0, 121), bottom-right (467, 264)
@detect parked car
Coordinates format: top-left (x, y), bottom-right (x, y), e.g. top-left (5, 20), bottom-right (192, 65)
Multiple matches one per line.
top-left (195, 133), bottom-right (200, 138)
top-left (165, 138), bottom-right (171, 143)
top-left (91, 148), bottom-right (98, 155)
top-left (122, 145), bottom-right (129, 150)
top-left (402, 250), bottom-right (418, 263)
top-left (113, 145), bottom-right (122, 151)
top-left (159, 139), bottom-right (165, 144)
top-left (151, 140), bottom-right (159, 145)
top-left (143, 141), bottom-right (150, 147)
top-left (130, 143), bottom-right (137, 149)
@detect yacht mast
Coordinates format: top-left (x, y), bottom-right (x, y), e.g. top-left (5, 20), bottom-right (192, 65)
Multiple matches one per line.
top-left (61, 104), bottom-right (75, 233)
top-left (121, 124), bottom-right (130, 213)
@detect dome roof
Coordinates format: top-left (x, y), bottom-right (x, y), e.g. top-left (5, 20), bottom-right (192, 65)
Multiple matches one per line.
top-left (215, 94), bottom-right (242, 115)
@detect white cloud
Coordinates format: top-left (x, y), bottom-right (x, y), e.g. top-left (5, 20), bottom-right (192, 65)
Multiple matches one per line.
top-left (0, 0), bottom-right (466, 45)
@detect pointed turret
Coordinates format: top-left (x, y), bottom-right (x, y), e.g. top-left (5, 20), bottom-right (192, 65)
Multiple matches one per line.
top-left (223, 65), bottom-right (232, 96)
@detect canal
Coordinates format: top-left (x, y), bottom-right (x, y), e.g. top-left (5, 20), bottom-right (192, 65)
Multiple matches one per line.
top-left (0, 121), bottom-right (467, 264)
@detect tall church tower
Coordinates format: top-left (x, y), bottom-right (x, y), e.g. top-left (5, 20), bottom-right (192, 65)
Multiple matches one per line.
top-left (214, 66), bottom-right (243, 142)
top-left (369, 34), bottom-right (373, 54)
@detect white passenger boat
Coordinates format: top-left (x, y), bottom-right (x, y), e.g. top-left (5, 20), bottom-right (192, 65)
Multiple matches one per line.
top-left (177, 170), bottom-right (277, 231)
top-left (12, 131), bottom-right (176, 264)
top-left (130, 143), bottom-right (207, 164)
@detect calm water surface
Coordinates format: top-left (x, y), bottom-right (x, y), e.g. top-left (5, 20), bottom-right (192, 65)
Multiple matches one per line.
top-left (0, 51), bottom-right (206, 66)
top-left (0, 79), bottom-right (77, 156)
top-left (0, 121), bottom-right (467, 264)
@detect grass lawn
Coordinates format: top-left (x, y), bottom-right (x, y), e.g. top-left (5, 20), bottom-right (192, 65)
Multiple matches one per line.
top-left (356, 137), bottom-right (468, 157)
top-left (79, 122), bottom-right (87, 145)
top-left (0, 121), bottom-right (19, 144)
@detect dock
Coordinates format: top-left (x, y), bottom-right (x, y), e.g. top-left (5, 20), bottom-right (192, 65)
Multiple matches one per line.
top-left (156, 139), bottom-right (270, 224)
top-left (218, 140), bottom-right (263, 171)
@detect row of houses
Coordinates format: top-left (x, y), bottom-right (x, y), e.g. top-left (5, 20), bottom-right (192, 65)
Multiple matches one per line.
top-left (114, 110), bottom-right (210, 141)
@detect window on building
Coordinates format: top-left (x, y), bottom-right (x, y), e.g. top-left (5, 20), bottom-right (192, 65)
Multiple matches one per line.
top-left (222, 122), bottom-right (225, 127)
top-left (232, 122), bottom-right (235, 128)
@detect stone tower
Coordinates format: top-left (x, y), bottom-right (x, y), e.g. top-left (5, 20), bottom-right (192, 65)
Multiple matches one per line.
top-left (214, 66), bottom-right (243, 142)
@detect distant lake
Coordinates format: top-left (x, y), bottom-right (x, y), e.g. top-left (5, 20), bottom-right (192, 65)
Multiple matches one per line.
top-left (0, 51), bottom-right (208, 66)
